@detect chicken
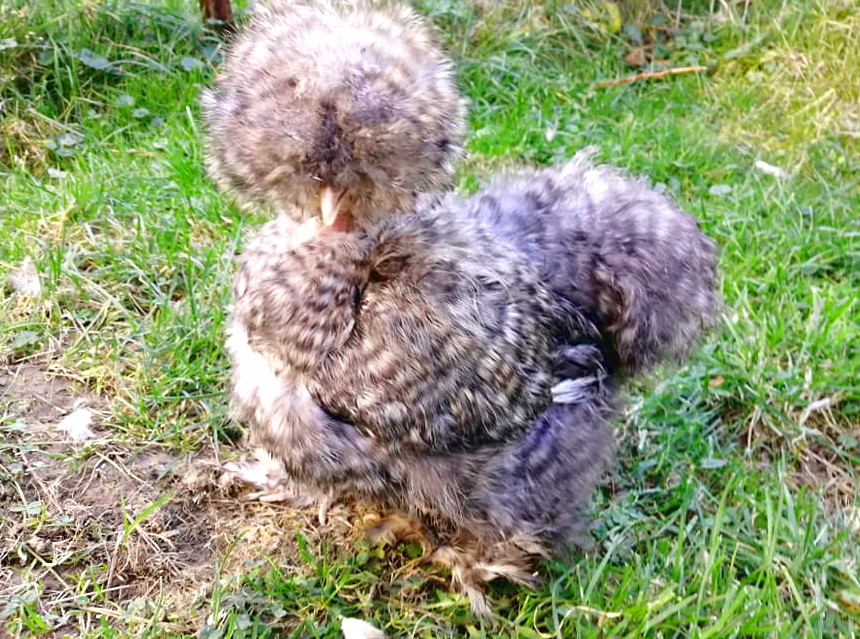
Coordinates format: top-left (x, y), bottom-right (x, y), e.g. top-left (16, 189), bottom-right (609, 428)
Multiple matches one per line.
top-left (223, 151), bottom-right (718, 618)
top-left (200, 0), bottom-right (719, 619)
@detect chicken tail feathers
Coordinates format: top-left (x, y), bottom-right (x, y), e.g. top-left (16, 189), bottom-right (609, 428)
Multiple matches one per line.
top-left (556, 149), bottom-right (721, 374)
top-left (466, 148), bottom-right (721, 376)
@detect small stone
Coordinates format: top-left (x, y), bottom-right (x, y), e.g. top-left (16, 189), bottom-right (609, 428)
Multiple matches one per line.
top-left (754, 160), bottom-right (790, 179)
top-left (708, 184), bottom-right (733, 196)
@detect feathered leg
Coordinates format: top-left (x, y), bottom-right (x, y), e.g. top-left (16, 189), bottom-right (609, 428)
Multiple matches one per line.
top-left (363, 511), bottom-right (435, 554)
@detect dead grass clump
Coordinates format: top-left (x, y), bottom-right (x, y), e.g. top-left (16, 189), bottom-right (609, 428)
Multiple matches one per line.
top-left (0, 361), bottom-right (387, 634)
top-left (0, 114), bottom-right (60, 176)
top-left (741, 395), bottom-right (859, 521)
top-left (787, 403), bottom-right (859, 518)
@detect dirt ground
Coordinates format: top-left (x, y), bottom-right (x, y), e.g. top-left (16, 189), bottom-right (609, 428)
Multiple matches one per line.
top-left (0, 360), bottom-right (366, 634)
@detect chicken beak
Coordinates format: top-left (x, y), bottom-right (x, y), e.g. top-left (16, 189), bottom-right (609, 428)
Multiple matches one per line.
top-left (320, 186), bottom-right (349, 227)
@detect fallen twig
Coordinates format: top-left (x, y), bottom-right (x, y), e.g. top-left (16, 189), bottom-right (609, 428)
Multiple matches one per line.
top-left (597, 65), bottom-right (710, 88)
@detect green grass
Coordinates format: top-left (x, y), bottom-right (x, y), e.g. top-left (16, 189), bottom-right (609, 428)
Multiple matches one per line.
top-left (1, 0), bottom-right (858, 637)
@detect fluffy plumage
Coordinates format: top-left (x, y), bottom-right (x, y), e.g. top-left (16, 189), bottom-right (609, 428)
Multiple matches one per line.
top-left (201, 0), bottom-right (466, 225)
top-left (458, 150), bottom-right (720, 376)
top-left (224, 152), bottom-right (718, 616)
top-left (231, 209), bottom-right (597, 455)
top-left (201, 0), bottom-right (719, 619)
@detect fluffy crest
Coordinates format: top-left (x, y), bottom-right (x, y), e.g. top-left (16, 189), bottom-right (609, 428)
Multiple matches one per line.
top-left (201, 0), bottom-right (466, 224)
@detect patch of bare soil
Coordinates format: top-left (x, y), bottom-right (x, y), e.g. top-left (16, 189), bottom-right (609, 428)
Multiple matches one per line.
top-left (0, 361), bottom-right (100, 427)
top-left (0, 360), bottom-right (368, 635)
top-left (786, 421), bottom-right (860, 528)
top-left (741, 397), bottom-right (859, 526)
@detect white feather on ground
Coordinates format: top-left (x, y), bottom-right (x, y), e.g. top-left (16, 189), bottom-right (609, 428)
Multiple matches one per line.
top-left (341, 617), bottom-right (386, 639)
top-left (57, 406), bottom-right (96, 442)
top-left (9, 257), bottom-right (42, 296)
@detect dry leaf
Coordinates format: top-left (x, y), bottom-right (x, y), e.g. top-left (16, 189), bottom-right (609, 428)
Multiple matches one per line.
top-left (624, 47), bottom-right (646, 67)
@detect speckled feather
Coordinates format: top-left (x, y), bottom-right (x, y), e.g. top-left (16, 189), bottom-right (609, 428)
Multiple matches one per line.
top-left (232, 213), bottom-right (600, 455)
top-left (227, 152), bottom-right (718, 553)
top-left (204, 0), bottom-right (719, 616)
top-left (450, 148), bottom-right (721, 376)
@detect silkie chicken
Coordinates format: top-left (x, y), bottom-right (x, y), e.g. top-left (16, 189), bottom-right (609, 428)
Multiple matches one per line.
top-left (201, 0), bottom-right (719, 619)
